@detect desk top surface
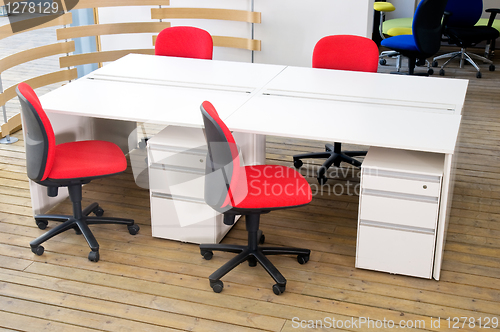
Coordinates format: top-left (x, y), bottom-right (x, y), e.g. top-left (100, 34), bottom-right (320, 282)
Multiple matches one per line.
top-left (225, 65), bottom-right (468, 154)
top-left (40, 54), bottom-right (468, 154)
top-left (263, 66), bottom-right (468, 115)
top-left (88, 54), bottom-right (287, 93)
top-left (41, 54), bottom-right (286, 127)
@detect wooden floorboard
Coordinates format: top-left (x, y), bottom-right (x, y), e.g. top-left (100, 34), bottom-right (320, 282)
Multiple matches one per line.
top-left (2, 38), bottom-right (500, 330)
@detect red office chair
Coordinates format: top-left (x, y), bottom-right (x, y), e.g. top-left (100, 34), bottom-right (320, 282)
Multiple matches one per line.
top-left (292, 35), bottom-right (379, 184)
top-left (155, 26), bottom-right (213, 59)
top-left (16, 83), bottom-right (140, 262)
top-left (199, 101), bottom-right (312, 295)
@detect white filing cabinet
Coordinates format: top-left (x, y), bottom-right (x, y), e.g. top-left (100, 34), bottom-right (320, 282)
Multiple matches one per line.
top-left (147, 126), bottom-right (233, 244)
top-left (356, 147), bottom-right (445, 278)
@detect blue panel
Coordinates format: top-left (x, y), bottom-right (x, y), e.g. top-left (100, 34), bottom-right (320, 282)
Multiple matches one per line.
top-left (70, 8), bottom-right (98, 77)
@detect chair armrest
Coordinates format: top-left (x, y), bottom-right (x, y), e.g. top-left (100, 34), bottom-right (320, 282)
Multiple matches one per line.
top-left (441, 11), bottom-right (452, 42)
top-left (442, 11), bottom-right (452, 24)
top-left (485, 8), bottom-right (500, 27)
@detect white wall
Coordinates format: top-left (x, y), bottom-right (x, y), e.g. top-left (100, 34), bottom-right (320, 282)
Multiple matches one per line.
top-left (482, 0), bottom-right (500, 18)
top-left (253, 0), bottom-right (375, 66)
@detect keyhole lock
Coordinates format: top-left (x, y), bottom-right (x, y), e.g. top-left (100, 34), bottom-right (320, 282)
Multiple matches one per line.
top-left (423, 185), bottom-right (428, 189)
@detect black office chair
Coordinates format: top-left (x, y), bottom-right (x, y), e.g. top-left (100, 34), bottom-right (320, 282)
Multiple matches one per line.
top-left (292, 35), bottom-right (379, 185)
top-left (16, 83), bottom-right (140, 262)
top-left (432, 0), bottom-right (499, 78)
top-left (199, 101), bottom-right (312, 295)
top-left (380, 0), bottom-right (449, 75)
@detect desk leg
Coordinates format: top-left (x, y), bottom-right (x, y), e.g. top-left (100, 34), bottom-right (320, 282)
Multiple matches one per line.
top-left (30, 112), bottom-right (136, 215)
top-left (433, 153), bottom-right (455, 280)
top-left (233, 132), bottom-right (266, 165)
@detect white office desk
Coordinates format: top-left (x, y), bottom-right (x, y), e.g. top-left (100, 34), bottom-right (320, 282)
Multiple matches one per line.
top-left (226, 65), bottom-right (469, 280)
top-left (36, 54), bottom-right (469, 280)
top-left (225, 66), bottom-right (467, 154)
top-left (36, 54), bottom-right (286, 217)
top-left (41, 54), bottom-right (287, 128)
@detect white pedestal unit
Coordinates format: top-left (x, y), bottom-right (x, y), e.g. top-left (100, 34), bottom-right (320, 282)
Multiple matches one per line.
top-left (356, 147), bottom-right (445, 278)
top-left (147, 125), bottom-right (232, 244)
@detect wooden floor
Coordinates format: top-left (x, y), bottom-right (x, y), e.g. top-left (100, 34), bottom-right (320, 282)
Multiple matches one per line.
top-left (2, 50), bottom-right (500, 331)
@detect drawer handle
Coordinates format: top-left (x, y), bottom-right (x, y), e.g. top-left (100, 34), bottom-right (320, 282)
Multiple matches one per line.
top-left (360, 219), bottom-right (435, 235)
top-left (363, 188), bottom-right (438, 203)
top-left (152, 192), bottom-right (205, 203)
top-left (363, 169), bottom-right (441, 183)
top-left (150, 163), bottom-right (204, 175)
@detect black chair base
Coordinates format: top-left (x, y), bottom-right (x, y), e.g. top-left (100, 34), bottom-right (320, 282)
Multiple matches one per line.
top-left (30, 185), bottom-right (138, 262)
top-left (200, 214), bottom-right (310, 295)
top-left (293, 142), bottom-right (366, 184)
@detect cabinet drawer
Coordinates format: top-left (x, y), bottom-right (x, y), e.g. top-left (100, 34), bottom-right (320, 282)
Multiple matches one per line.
top-left (359, 191), bottom-right (439, 229)
top-left (148, 146), bottom-right (206, 170)
top-left (356, 224), bottom-right (435, 278)
top-left (150, 194), bottom-right (231, 244)
top-left (149, 165), bottom-right (205, 199)
top-left (362, 172), bottom-right (441, 197)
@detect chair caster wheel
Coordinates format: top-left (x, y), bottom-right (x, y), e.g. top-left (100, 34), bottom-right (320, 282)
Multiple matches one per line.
top-left (489, 64), bottom-right (495, 71)
top-left (257, 230), bottom-right (265, 244)
top-left (293, 159), bottom-right (303, 169)
top-left (128, 224), bottom-right (140, 235)
top-left (432, 60), bottom-right (438, 67)
top-left (427, 68), bottom-right (434, 75)
top-left (74, 226), bottom-right (82, 235)
top-left (210, 280), bottom-right (223, 293)
top-left (439, 69), bottom-right (445, 76)
top-left (248, 256), bottom-right (257, 267)
top-left (31, 245), bottom-right (44, 256)
top-left (201, 250), bottom-right (213, 260)
top-left (272, 284), bottom-right (286, 295)
top-left (379, 59), bottom-right (387, 65)
top-left (35, 220), bottom-right (48, 230)
top-left (476, 71), bottom-right (482, 78)
top-left (88, 250), bottom-right (100, 262)
top-left (93, 206), bottom-right (104, 217)
top-left (297, 254), bottom-right (310, 264)
top-left (317, 176), bottom-right (328, 185)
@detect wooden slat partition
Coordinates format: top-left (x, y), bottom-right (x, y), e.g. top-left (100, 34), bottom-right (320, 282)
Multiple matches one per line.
top-left (151, 7), bottom-right (262, 52)
top-left (0, 13), bottom-right (72, 41)
top-left (0, 69), bottom-right (77, 107)
top-left (212, 36), bottom-right (261, 51)
top-left (0, 42), bottom-right (75, 73)
top-left (59, 49), bottom-right (155, 68)
top-left (151, 8), bottom-right (262, 24)
top-left (73, 0), bottom-right (170, 10)
top-left (56, 22), bottom-right (171, 40)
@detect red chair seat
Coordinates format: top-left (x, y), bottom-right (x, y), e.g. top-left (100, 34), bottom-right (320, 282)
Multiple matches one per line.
top-left (232, 165), bottom-right (311, 210)
top-left (47, 140), bottom-right (127, 180)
